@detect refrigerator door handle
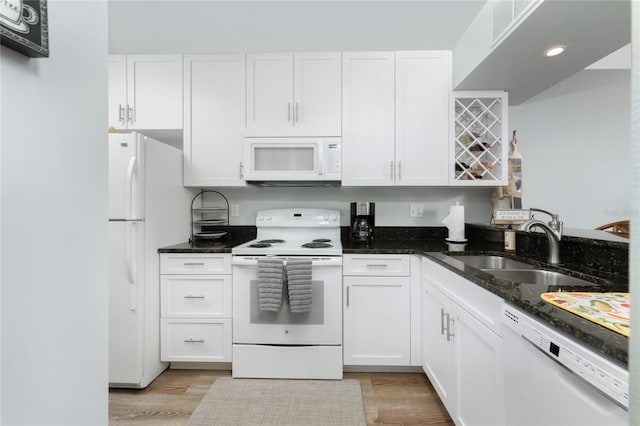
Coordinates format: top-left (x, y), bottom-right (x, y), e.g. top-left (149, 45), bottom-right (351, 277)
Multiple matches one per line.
top-left (125, 156), bottom-right (137, 220)
top-left (125, 222), bottom-right (137, 311)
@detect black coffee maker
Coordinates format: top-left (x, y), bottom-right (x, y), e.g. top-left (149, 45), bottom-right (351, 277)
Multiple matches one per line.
top-left (350, 202), bottom-right (375, 243)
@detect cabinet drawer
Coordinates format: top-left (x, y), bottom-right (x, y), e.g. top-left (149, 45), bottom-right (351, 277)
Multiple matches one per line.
top-left (343, 254), bottom-right (410, 276)
top-left (160, 253), bottom-right (231, 274)
top-left (161, 275), bottom-right (232, 318)
top-left (161, 319), bottom-right (232, 362)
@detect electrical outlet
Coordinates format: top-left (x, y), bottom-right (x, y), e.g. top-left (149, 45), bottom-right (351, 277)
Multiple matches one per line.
top-left (409, 203), bottom-right (424, 217)
top-left (230, 204), bottom-right (240, 217)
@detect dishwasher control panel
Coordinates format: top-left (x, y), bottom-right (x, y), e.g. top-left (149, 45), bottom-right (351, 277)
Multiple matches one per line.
top-left (502, 304), bottom-right (629, 409)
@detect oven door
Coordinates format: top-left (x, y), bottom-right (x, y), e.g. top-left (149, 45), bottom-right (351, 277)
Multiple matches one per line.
top-left (232, 256), bottom-right (342, 345)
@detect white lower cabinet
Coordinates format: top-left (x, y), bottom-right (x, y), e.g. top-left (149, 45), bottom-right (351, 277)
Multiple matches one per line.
top-left (160, 253), bottom-right (232, 362)
top-left (343, 254), bottom-right (411, 366)
top-left (422, 258), bottom-right (505, 425)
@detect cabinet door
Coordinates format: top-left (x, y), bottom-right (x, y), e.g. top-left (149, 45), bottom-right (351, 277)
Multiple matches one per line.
top-left (422, 278), bottom-right (453, 409)
top-left (453, 302), bottom-right (505, 426)
top-left (293, 52), bottom-right (341, 136)
top-left (246, 53), bottom-right (294, 134)
top-left (343, 276), bottom-right (410, 365)
top-left (342, 52), bottom-right (396, 186)
top-left (127, 55), bottom-right (183, 130)
top-left (395, 51), bottom-right (450, 186)
top-left (108, 55), bottom-right (127, 129)
top-left (183, 54), bottom-right (246, 187)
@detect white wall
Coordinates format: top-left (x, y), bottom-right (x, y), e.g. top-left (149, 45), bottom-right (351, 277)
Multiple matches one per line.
top-left (509, 69), bottom-right (630, 229)
top-left (107, 1), bottom-right (485, 54)
top-left (0, 1), bottom-right (109, 424)
top-left (219, 186), bottom-right (492, 227)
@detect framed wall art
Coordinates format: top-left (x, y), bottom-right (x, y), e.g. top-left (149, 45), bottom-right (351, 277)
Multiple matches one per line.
top-left (0, 0), bottom-right (48, 57)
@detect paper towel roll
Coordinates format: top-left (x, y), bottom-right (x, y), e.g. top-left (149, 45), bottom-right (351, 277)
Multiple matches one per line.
top-left (442, 202), bottom-right (466, 242)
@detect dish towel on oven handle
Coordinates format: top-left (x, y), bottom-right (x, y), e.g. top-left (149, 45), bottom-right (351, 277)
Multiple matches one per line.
top-left (257, 258), bottom-right (284, 311)
top-left (286, 259), bottom-right (313, 313)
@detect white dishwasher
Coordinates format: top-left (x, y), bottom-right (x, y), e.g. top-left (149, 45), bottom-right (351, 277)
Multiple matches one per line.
top-left (501, 303), bottom-right (628, 425)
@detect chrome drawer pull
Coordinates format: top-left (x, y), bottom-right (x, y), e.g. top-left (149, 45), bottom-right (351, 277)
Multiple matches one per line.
top-left (184, 338), bottom-right (205, 343)
top-left (446, 317), bottom-right (455, 342)
top-left (366, 264), bottom-right (388, 268)
top-left (183, 262), bottom-right (205, 266)
top-left (346, 286), bottom-right (350, 307)
top-left (184, 295), bottom-right (205, 299)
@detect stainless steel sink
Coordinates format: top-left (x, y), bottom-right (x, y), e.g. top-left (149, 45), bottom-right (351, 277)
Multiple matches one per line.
top-left (482, 269), bottom-right (597, 287)
top-left (450, 255), bottom-right (534, 270)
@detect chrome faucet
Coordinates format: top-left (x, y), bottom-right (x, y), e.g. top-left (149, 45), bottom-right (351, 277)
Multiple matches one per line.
top-left (518, 208), bottom-right (563, 264)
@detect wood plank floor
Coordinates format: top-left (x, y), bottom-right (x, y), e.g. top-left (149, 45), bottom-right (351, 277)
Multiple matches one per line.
top-left (109, 369), bottom-right (454, 425)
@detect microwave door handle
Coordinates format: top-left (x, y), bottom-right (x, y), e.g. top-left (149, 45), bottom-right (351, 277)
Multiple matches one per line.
top-left (317, 143), bottom-right (324, 177)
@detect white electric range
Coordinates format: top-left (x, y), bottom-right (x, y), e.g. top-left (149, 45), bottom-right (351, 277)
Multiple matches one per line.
top-left (231, 208), bottom-right (343, 379)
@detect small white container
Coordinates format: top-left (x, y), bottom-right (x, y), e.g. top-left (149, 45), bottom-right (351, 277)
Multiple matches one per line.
top-left (504, 225), bottom-right (516, 253)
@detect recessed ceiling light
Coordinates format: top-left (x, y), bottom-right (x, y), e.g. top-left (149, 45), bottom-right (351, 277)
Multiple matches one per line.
top-left (544, 45), bottom-right (566, 57)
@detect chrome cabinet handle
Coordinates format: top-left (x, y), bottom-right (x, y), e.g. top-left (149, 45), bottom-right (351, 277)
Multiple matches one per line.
top-left (287, 103), bottom-right (292, 122)
top-left (346, 286), bottom-right (350, 307)
top-left (390, 161), bottom-right (394, 180)
top-left (184, 262), bottom-right (205, 266)
top-left (398, 161), bottom-right (402, 180)
top-left (118, 104), bottom-right (125, 123)
top-left (239, 162), bottom-right (244, 179)
top-left (295, 103), bottom-right (299, 122)
top-left (184, 295), bottom-right (205, 299)
top-left (440, 308), bottom-right (446, 336)
top-left (127, 105), bottom-right (134, 123)
top-left (365, 264), bottom-right (388, 269)
top-left (446, 316), bottom-right (455, 342)
top-left (184, 338), bottom-right (205, 343)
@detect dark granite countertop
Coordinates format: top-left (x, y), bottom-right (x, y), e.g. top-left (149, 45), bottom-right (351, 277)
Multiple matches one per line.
top-left (424, 251), bottom-right (628, 367)
top-left (159, 225), bottom-right (629, 367)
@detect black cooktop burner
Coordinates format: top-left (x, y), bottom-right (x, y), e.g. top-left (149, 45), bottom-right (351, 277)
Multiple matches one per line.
top-left (302, 242), bottom-right (333, 249)
top-left (248, 243), bottom-right (271, 248)
top-left (312, 239), bottom-right (332, 243)
top-left (258, 239), bottom-right (285, 244)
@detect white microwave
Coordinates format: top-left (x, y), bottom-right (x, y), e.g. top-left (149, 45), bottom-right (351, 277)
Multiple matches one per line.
top-left (243, 137), bottom-right (341, 184)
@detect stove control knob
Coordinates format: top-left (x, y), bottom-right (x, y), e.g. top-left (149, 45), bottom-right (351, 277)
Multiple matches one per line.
top-left (266, 216), bottom-right (273, 221)
top-left (257, 215), bottom-right (264, 222)
top-left (322, 215), bottom-right (329, 221)
top-left (330, 215), bottom-right (338, 221)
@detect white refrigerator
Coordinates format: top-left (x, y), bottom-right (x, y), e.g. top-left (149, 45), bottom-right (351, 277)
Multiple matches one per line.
top-left (108, 132), bottom-right (192, 388)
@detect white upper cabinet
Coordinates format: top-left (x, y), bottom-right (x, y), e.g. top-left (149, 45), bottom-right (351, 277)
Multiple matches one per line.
top-left (395, 51), bottom-right (451, 186)
top-left (108, 55), bottom-right (127, 130)
top-left (183, 54), bottom-right (246, 187)
top-left (245, 52), bottom-right (341, 137)
top-left (342, 51), bottom-right (451, 186)
top-left (108, 54), bottom-right (183, 130)
top-left (342, 52), bottom-right (396, 186)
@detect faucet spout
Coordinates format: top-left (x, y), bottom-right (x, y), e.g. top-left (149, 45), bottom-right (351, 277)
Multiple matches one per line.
top-left (518, 209), bottom-right (563, 264)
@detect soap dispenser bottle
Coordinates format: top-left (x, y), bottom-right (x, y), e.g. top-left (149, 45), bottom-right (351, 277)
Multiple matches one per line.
top-left (505, 225), bottom-right (516, 253)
